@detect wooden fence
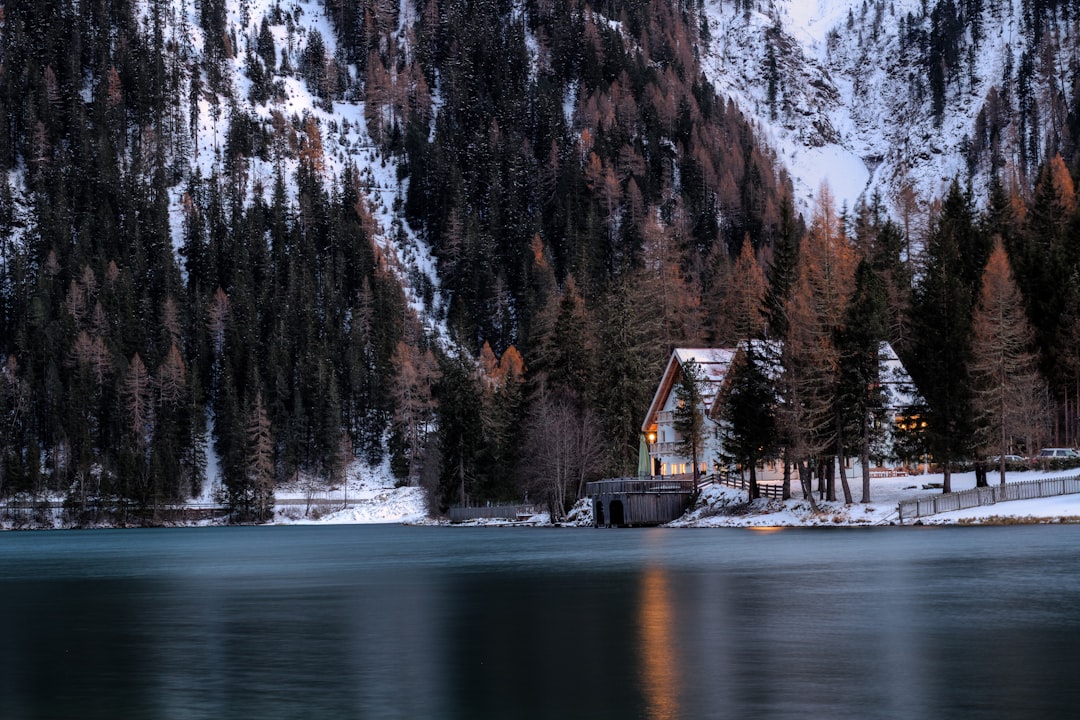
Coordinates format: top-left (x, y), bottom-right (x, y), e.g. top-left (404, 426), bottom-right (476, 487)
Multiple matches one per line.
top-left (714, 474), bottom-right (785, 499)
top-left (447, 504), bottom-right (544, 523)
top-left (898, 475), bottom-right (1080, 522)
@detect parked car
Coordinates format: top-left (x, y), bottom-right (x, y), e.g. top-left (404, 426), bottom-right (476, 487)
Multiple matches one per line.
top-left (1036, 448), bottom-right (1079, 459)
top-left (987, 454), bottom-right (1026, 464)
top-left (1033, 448), bottom-right (1080, 469)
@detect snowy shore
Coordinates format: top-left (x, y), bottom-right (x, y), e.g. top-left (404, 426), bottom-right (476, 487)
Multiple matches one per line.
top-left (669, 469), bottom-right (1080, 527)
top-left (276, 467), bottom-right (1080, 528)
top-left (6, 468), bottom-right (1079, 530)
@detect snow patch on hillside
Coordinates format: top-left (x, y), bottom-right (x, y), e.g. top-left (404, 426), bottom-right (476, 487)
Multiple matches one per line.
top-left (157, 0), bottom-right (446, 339)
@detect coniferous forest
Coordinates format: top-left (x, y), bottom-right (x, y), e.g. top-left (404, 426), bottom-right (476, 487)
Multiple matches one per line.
top-left (4, 0), bottom-right (1080, 524)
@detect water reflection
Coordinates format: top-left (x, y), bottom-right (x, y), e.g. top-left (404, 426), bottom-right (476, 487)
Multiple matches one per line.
top-left (4, 526), bottom-right (1080, 719)
top-left (638, 566), bottom-right (680, 720)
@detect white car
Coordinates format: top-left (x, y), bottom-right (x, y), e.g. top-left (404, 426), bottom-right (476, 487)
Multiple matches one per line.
top-left (1036, 448), bottom-right (1079, 460)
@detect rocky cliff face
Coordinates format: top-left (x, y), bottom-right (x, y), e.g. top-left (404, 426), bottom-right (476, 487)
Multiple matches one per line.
top-left (700, 0), bottom-right (1078, 217)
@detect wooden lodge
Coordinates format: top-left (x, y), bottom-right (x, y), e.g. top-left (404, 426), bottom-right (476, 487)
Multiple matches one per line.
top-left (585, 342), bottom-right (923, 527)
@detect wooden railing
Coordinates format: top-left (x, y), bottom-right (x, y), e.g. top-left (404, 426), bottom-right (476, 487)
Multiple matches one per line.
top-left (897, 475), bottom-right (1080, 521)
top-left (586, 478), bottom-right (697, 496)
top-left (713, 474), bottom-right (785, 499)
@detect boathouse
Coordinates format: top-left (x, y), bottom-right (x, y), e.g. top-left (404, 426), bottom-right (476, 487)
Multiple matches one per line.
top-left (588, 477), bottom-right (698, 527)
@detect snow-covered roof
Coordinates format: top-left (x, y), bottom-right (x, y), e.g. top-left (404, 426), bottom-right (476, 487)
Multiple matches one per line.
top-left (878, 341), bottom-right (921, 412)
top-left (642, 348), bottom-right (736, 433)
top-left (643, 341), bottom-right (919, 433)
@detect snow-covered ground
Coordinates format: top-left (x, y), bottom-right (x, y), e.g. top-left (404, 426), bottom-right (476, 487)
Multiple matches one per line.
top-left (273, 461), bottom-right (429, 525)
top-left (5, 466), bottom-right (1078, 529)
top-left (671, 468), bottom-right (1080, 527)
top-left (275, 465), bottom-right (1080, 528)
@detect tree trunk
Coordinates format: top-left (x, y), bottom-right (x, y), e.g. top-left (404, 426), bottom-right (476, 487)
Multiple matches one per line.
top-left (836, 415), bottom-right (853, 504)
top-left (691, 436), bottom-right (700, 485)
top-left (999, 388), bottom-right (1008, 486)
top-left (782, 449), bottom-right (791, 500)
top-left (860, 419), bottom-right (872, 504)
top-left (458, 440), bottom-right (466, 506)
top-left (942, 462), bottom-right (952, 494)
top-left (798, 459), bottom-right (820, 512)
top-left (826, 458), bottom-right (836, 502)
top-left (749, 459), bottom-right (760, 500)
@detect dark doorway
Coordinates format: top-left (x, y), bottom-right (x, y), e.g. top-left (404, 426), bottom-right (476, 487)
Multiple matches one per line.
top-left (594, 501), bottom-right (605, 527)
top-left (609, 500), bottom-right (625, 527)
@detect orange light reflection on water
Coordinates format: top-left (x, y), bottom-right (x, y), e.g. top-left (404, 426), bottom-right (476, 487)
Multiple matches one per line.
top-left (638, 566), bottom-right (680, 720)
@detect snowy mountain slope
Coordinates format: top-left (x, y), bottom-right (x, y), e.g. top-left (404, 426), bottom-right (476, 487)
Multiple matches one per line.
top-left (701, 0), bottom-right (1072, 218)
top-left (157, 0), bottom-right (446, 338)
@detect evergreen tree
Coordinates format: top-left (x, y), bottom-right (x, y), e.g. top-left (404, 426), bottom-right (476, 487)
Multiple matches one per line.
top-left (673, 359), bottom-right (706, 483)
top-left (908, 181), bottom-right (982, 492)
top-left (236, 391), bottom-right (275, 523)
top-left (592, 275), bottom-right (666, 476)
top-left (432, 352), bottom-right (484, 513)
top-left (837, 260), bottom-right (889, 503)
top-left (718, 341), bottom-right (778, 500)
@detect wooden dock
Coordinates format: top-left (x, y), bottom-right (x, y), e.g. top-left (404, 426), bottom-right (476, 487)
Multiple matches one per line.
top-left (586, 477), bottom-right (698, 527)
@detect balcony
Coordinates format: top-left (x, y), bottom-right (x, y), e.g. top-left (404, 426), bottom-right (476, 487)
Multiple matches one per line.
top-left (649, 441), bottom-right (683, 457)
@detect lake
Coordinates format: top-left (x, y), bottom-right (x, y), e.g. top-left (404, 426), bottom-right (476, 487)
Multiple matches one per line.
top-left (2, 524), bottom-right (1080, 719)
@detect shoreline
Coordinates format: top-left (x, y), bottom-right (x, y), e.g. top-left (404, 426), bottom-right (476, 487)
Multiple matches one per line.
top-left (5, 468), bottom-right (1080, 531)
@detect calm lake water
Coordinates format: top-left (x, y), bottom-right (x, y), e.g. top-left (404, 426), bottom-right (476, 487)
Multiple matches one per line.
top-left (2, 524), bottom-right (1080, 719)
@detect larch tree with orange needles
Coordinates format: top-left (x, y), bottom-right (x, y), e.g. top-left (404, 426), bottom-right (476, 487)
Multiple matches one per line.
top-left (970, 239), bottom-right (1047, 485)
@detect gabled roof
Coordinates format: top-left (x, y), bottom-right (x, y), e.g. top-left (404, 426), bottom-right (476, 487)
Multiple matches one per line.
top-left (641, 348), bottom-right (735, 433)
top-left (642, 341), bottom-right (921, 433)
top-left (878, 341), bottom-right (922, 411)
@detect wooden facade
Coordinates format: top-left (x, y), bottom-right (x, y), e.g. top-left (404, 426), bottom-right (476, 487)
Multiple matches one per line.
top-left (586, 478), bottom-right (697, 527)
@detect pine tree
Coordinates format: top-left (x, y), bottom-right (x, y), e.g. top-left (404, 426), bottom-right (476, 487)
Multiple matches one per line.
top-left (433, 352), bottom-right (483, 513)
top-left (673, 359), bottom-right (706, 483)
top-left (592, 275), bottom-right (666, 476)
top-left (837, 260), bottom-right (889, 503)
top-left (908, 181), bottom-right (982, 493)
top-left (242, 392), bottom-right (275, 523)
top-left (120, 352), bottom-right (154, 503)
top-left (718, 341), bottom-right (778, 499)
top-left (970, 239), bottom-right (1046, 484)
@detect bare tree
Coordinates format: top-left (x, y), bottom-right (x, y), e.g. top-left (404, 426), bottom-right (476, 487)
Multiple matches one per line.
top-left (243, 392), bottom-right (276, 523)
top-left (519, 391), bottom-right (605, 521)
top-left (388, 340), bottom-right (440, 485)
top-left (121, 353), bottom-right (154, 450)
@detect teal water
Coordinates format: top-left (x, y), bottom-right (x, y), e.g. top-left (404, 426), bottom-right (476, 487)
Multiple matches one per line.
top-left (2, 524), bottom-right (1080, 719)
